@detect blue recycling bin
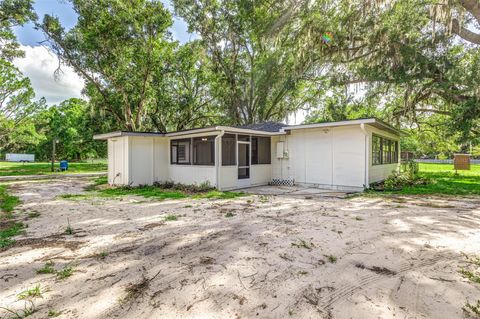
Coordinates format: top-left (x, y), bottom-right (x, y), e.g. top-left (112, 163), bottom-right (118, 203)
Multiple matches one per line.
top-left (60, 160), bottom-right (68, 171)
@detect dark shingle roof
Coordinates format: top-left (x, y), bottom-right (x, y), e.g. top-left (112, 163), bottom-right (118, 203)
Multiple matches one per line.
top-left (234, 121), bottom-right (287, 132)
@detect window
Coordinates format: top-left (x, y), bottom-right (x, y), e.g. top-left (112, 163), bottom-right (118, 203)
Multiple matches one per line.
top-left (372, 135), bottom-right (382, 165)
top-left (193, 136), bottom-right (215, 165)
top-left (372, 134), bottom-right (399, 165)
top-left (222, 134), bottom-right (236, 165)
top-left (251, 136), bottom-right (271, 164)
top-left (171, 139), bottom-right (191, 164)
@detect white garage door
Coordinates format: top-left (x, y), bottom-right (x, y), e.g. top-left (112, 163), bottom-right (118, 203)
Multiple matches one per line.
top-left (293, 129), bottom-right (333, 185)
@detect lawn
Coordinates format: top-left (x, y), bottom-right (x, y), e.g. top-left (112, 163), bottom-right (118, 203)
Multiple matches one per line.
top-left (0, 160), bottom-right (107, 176)
top-left (382, 162), bottom-right (480, 196)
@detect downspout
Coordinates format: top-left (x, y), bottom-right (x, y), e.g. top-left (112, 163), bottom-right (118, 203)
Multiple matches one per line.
top-left (360, 123), bottom-right (369, 189)
top-left (215, 130), bottom-right (225, 190)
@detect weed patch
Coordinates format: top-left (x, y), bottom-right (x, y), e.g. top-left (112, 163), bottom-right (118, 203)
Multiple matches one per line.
top-left (17, 284), bottom-right (44, 300)
top-left (464, 300), bottom-right (480, 316)
top-left (48, 309), bottom-right (62, 317)
top-left (56, 266), bottom-right (74, 280)
top-left (0, 185), bottom-right (20, 214)
top-left (164, 215), bottom-right (178, 221)
top-left (291, 239), bottom-right (314, 250)
top-left (36, 261), bottom-right (55, 274)
top-left (0, 221), bottom-right (24, 249)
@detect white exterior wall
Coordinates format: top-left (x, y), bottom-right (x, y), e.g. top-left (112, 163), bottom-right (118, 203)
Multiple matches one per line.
top-left (129, 136), bottom-right (154, 186)
top-left (367, 126), bottom-right (400, 184)
top-left (168, 165), bottom-right (216, 187)
top-left (153, 138), bottom-right (169, 182)
top-left (250, 164), bottom-right (272, 186)
top-left (107, 136), bottom-right (129, 185)
top-left (272, 126), bottom-right (367, 190)
top-left (219, 166), bottom-right (237, 190)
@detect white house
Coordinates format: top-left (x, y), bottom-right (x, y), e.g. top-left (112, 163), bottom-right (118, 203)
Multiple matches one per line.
top-left (94, 118), bottom-right (402, 191)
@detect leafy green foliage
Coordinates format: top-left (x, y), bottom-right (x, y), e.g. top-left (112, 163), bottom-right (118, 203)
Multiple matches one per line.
top-left (32, 98), bottom-right (107, 161)
top-left (173, 0), bottom-right (318, 124)
top-left (0, 0), bottom-right (37, 60)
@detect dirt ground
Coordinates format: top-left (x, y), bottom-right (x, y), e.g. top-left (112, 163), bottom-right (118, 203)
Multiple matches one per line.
top-left (1, 179), bottom-right (479, 319)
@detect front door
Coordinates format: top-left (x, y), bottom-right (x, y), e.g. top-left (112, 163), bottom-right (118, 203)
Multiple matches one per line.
top-left (237, 141), bottom-right (250, 187)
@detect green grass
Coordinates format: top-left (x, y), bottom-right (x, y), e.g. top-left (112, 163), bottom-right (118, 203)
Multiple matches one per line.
top-left (0, 222), bottom-right (24, 248)
top-left (61, 184), bottom-right (246, 202)
top-left (0, 160), bottom-right (107, 176)
top-left (370, 163), bottom-right (480, 196)
top-left (17, 284), bottom-right (43, 300)
top-left (164, 214), bottom-right (178, 221)
top-left (56, 266), bottom-right (74, 280)
top-left (0, 185), bottom-right (21, 213)
top-left (193, 190), bottom-right (246, 199)
top-left (36, 261), bottom-right (55, 274)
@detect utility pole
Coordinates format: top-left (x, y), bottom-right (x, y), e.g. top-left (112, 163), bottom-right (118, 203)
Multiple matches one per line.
top-left (51, 138), bottom-right (58, 172)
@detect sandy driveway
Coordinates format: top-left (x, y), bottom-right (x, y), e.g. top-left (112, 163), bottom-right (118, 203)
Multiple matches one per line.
top-left (1, 179), bottom-right (479, 319)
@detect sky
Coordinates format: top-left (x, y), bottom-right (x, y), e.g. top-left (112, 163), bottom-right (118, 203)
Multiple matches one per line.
top-left (12, 0), bottom-right (193, 105)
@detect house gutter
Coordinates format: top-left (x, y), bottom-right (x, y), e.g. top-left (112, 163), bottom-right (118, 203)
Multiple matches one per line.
top-left (360, 123), bottom-right (369, 189)
top-left (215, 130), bottom-right (225, 190)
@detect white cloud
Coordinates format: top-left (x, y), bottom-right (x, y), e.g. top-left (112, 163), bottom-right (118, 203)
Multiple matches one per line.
top-left (13, 45), bottom-right (85, 105)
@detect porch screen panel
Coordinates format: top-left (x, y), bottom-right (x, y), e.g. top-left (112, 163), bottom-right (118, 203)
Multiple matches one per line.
top-left (193, 136), bottom-right (215, 165)
top-left (222, 134), bottom-right (236, 165)
top-left (251, 136), bottom-right (271, 164)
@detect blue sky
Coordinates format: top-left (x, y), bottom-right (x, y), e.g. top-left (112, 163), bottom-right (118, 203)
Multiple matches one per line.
top-left (11, 0), bottom-right (194, 105)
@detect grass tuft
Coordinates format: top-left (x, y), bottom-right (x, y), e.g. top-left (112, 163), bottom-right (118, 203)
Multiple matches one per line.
top-left (56, 266), bottom-right (74, 280)
top-left (0, 222), bottom-right (24, 249)
top-left (291, 239), bottom-right (314, 250)
top-left (48, 309), bottom-right (62, 317)
top-left (164, 215), bottom-right (178, 221)
top-left (464, 300), bottom-right (480, 316)
top-left (36, 261), bottom-right (55, 274)
top-left (327, 255), bottom-right (338, 263)
top-left (17, 284), bottom-right (43, 300)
